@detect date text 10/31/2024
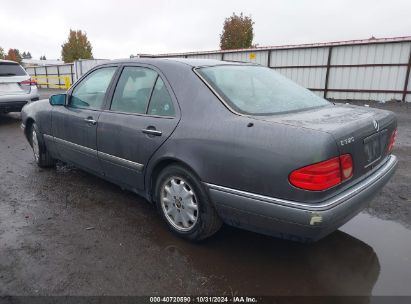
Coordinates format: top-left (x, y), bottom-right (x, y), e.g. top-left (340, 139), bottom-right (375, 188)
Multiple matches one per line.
top-left (149, 296), bottom-right (258, 303)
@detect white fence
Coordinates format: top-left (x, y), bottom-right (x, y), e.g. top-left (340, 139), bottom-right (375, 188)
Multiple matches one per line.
top-left (25, 59), bottom-right (109, 89)
top-left (24, 37), bottom-right (411, 102)
top-left (73, 59), bottom-right (110, 82)
top-left (141, 36), bottom-right (411, 102)
top-left (25, 64), bottom-right (74, 89)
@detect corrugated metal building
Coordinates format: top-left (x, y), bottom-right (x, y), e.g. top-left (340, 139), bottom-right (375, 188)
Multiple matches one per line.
top-left (140, 36), bottom-right (411, 102)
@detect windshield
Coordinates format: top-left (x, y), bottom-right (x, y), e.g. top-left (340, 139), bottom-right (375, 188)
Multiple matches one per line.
top-left (197, 65), bottom-right (329, 115)
top-left (0, 62), bottom-right (27, 76)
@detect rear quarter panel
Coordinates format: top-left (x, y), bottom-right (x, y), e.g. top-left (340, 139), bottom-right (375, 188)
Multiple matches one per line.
top-left (145, 67), bottom-right (341, 204)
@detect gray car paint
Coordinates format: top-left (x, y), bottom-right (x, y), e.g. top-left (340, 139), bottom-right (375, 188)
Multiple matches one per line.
top-left (21, 58), bottom-right (398, 241)
top-left (96, 63), bottom-right (181, 191)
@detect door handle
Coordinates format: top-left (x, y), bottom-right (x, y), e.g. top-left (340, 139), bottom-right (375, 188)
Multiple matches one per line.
top-left (84, 117), bottom-right (97, 125)
top-left (142, 128), bottom-right (162, 136)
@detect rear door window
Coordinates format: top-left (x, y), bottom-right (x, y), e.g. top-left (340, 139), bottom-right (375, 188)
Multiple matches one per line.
top-left (0, 62), bottom-right (27, 76)
top-left (110, 67), bottom-right (158, 114)
top-left (147, 78), bottom-right (175, 117)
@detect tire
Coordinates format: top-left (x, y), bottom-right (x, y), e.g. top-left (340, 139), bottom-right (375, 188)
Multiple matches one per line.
top-left (30, 123), bottom-right (56, 168)
top-left (154, 164), bottom-right (222, 241)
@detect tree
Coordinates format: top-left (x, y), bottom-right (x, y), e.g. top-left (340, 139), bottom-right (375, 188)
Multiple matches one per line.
top-left (220, 12), bottom-right (254, 50)
top-left (0, 47), bottom-right (4, 59)
top-left (61, 29), bottom-right (93, 62)
top-left (21, 51), bottom-right (32, 59)
top-left (40, 55), bottom-right (47, 60)
top-left (5, 49), bottom-right (22, 63)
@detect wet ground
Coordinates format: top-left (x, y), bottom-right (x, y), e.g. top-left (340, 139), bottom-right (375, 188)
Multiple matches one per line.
top-left (0, 92), bottom-right (411, 297)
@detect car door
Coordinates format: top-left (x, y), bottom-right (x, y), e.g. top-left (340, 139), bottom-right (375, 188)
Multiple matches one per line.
top-left (96, 65), bottom-right (180, 190)
top-left (52, 65), bottom-right (118, 176)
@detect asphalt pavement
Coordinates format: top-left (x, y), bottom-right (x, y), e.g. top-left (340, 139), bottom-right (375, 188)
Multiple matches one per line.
top-left (1, 90), bottom-right (411, 297)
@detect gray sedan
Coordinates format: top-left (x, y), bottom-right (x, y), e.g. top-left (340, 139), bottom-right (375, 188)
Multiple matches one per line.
top-left (21, 58), bottom-right (398, 242)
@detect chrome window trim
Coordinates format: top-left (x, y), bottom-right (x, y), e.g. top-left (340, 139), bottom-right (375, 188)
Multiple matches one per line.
top-left (106, 65), bottom-right (177, 118)
top-left (193, 67), bottom-right (244, 117)
top-left (101, 109), bottom-right (175, 119)
top-left (205, 155), bottom-right (397, 211)
top-left (51, 136), bottom-right (144, 172)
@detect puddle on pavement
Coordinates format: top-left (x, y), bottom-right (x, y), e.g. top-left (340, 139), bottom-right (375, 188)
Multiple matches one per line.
top-left (148, 212), bottom-right (411, 296)
top-left (340, 213), bottom-right (411, 296)
top-left (3, 114), bottom-right (411, 296)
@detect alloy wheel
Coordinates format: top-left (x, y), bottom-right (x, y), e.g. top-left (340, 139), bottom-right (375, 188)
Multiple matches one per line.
top-left (32, 129), bottom-right (40, 162)
top-left (160, 176), bottom-right (199, 232)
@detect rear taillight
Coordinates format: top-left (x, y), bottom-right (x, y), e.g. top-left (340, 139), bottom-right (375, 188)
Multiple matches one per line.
top-left (387, 129), bottom-right (397, 154)
top-left (340, 154), bottom-right (353, 180)
top-left (19, 79), bottom-right (37, 86)
top-left (289, 154), bottom-right (353, 191)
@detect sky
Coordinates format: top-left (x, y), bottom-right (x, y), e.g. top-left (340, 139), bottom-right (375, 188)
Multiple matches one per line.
top-left (1, 0), bottom-right (410, 60)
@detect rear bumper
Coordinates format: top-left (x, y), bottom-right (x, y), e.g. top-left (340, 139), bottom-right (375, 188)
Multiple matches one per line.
top-left (0, 101), bottom-right (28, 112)
top-left (206, 155), bottom-right (398, 242)
top-left (0, 86), bottom-right (39, 112)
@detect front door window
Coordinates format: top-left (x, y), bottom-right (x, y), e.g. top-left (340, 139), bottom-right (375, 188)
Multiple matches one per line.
top-left (70, 67), bottom-right (117, 109)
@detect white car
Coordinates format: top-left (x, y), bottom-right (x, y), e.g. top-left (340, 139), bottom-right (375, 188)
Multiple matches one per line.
top-left (0, 59), bottom-right (39, 113)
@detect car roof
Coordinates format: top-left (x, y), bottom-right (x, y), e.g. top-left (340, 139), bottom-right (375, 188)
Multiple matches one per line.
top-left (108, 57), bottom-right (255, 68)
top-left (0, 59), bottom-right (19, 64)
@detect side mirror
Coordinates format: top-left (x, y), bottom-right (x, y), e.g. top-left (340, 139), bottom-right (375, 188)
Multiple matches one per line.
top-left (49, 94), bottom-right (66, 106)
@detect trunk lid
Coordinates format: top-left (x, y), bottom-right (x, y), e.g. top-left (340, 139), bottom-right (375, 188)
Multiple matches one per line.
top-left (0, 61), bottom-right (30, 96)
top-left (252, 103), bottom-right (397, 182)
top-left (0, 75), bottom-right (31, 96)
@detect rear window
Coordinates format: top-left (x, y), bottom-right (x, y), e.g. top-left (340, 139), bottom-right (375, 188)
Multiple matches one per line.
top-left (196, 65), bottom-right (329, 115)
top-left (0, 62), bottom-right (27, 76)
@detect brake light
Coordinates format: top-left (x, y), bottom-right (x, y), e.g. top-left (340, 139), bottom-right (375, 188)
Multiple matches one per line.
top-left (387, 128), bottom-right (397, 154)
top-left (289, 154), bottom-right (353, 191)
top-left (19, 79), bottom-right (37, 86)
